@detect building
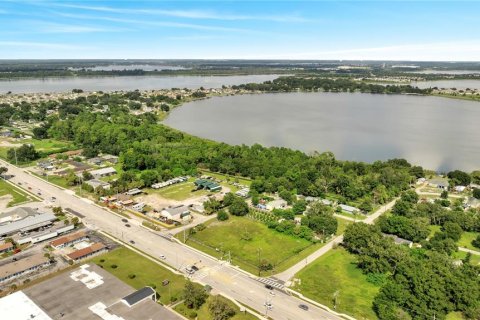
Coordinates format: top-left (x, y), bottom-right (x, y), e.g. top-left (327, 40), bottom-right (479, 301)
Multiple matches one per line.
top-left (67, 243), bottom-right (106, 261)
top-left (89, 167), bottom-right (117, 179)
top-left (37, 161), bottom-right (54, 171)
top-left (0, 264), bottom-right (182, 320)
top-left (194, 179), bottom-right (222, 191)
top-left (266, 199), bottom-right (287, 211)
top-left (0, 207), bottom-right (39, 224)
top-left (0, 253), bottom-right (51, 283)
top-left (126, 188), bottom-right (143, 196)
top-left (50, 230), bottom-right (88, 249)
top-left (235, 188), bottom-right (250, 198)
top-left (151, 176), bottom-right (188, 189)
top-left (122, 287), bottom-right (156, 307)
top-left (428, 178), bottom-right (449, 190)
top-left (85, 179), bottom-right (111, 190)
top-left (160, 205), bottom-right (191, 223)
top-left (0, 212), bottom-right (56, 237)
top-left (132, 202), bottom-right (145, 212)
top-left (454, 185), bottom-right (466, 192)
top-left (0, 242), bottom-right (13, 253)
top-left (17, 224), bottom-right (74, 245)
top-left (339, 204), bottom-right (360, 214)
top-left (86, 157), bottom-right (103, 165)
top-left (101, 154), bottom-right (119, 164)
top-left (383, 234), bottom-right (413, 248)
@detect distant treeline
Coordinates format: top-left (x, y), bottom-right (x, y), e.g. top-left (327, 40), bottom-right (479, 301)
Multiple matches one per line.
top-left (233, 76), bottom-right (431, 94)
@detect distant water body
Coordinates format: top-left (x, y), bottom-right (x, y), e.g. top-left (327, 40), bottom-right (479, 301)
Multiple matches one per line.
top-left (164, 92), bottom-right (480, 172)
top-left (0, 74), bottom-right (280, 94)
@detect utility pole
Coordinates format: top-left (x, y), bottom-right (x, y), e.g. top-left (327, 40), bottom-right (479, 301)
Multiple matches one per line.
top-left (14, 147), bottom-right (18, 166)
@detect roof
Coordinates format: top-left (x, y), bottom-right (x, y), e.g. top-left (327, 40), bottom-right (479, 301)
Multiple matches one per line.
top-left (194, 179), bottom-right (221, 189)
top-left (126, 188), bottom-right (142, 195)
top-left (67, 243), bottom-right (106, 260)
top-left (339, 204), bottom-right (359, 212)
top-left (384, 234), bottom-right (413, 245)
top-left (162, 205), bottom-right (190, 217)
top-left (0, 253), bottom-right (49, 280)
top-left (0, 207), bottom-right (38, 221)
top-left (122, 287), bottom-right (155, 307)
top-left (0, 212), bottom-right (56, 237)
top-left (86, 179), bottom-right (110, 188)
top-left (64, 149), bottom-right (83, 156)
top-left (50, 231), bottom-right (87, 247)
top-left (0, 291), bottom-right (52, 320)
top-left (0, 242), bottom-right (13, 251)
top-left (90, 167), bottom-right (117, 176)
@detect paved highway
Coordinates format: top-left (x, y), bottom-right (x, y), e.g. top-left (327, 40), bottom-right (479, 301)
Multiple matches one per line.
top-left (1, 160), bottom-right (345, 320)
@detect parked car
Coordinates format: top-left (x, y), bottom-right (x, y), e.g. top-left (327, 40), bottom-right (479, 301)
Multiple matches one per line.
top-left (265, 284), bottom-right (274, 290)
top-left (159, 254), bottom-right (166, 260)
top-left (121, 218), bottom-right (128, 223)
top-left (129, 240), bottom-right (135, 244)
top-left (125, 224), bottom-right (131, 227)
top-left (298, 304), bottom-right (309, 311)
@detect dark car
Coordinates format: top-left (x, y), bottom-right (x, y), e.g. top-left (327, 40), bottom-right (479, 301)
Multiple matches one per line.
top-left (125, 224), bottom-right (131, 227)
top-left (121, 219), bottom-right (128, 223)
top-left (191, 265), bottom-right (199, 272)
top-left (129, 240), bottom-right (135, 244)
top-left (265, 284), bottom-right (274, 290)
top-left (298, 304), bottom-right (309, 311)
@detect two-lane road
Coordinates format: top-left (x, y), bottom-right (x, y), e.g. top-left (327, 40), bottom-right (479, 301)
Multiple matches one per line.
top-left (1, 160), bottom-right (345, 320)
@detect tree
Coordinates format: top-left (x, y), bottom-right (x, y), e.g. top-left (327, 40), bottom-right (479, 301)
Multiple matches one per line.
top-left (0, 166), bottom-right (7, 176)
top-left (204, 198), bottom-right (221, 214)
top-left (7, 144), bottom-right (39, 163)
top-left (440, 190), bottom-right (448, 199)
top-left (447, 170), bottom-right (471, 186)
top-left (472, 235), bottom-right (480, 249)
top-left (32, 126), bottom-right (48, 139)
top-left (65, 170), bottom-right (80, 186)
top-left (302, 202), bottom-right (337, 236)
top-left (343, 223), bottom-right (382, 254)
top-left (52, 206), bottom-right (64, 216)
top-left (217, 210), bottom-right (229, 221)
top-left (473, 188), bottom-right (480, 200)
top-left (140, 169), bottom-right (159, 187)
top-left (208, 296), bottom-right (236, 320)
top-left (292, 200), bottom-right (307, 215)
top-left (229, 197), bottom-right (249, 216)
top-left (442, 221), bottom-right (463, 242)
top-left (222, 193), bottom-right (235, 207)
top-left (82, 170), bottom-right (93, 180)
top-left (71, 217), bottom-right (80, 226)
top-left (183, 281), bottom-right (208, 309)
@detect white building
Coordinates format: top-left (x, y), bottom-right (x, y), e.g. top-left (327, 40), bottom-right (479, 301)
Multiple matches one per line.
top-left (89, 167), bottom-right (117, 179)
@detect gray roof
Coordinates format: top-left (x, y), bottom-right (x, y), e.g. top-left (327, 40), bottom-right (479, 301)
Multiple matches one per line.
top-left (0, 207), bottom-right (38, 221)
top-left (0, 213), bottom-right (56, 236)
top-left (162, 205), bottom-right (190, 217)
top-left (122, 287), bottom-right (155, 306)
top-left (90, 167), bottom-right (117, 176)
top-left (339, 204), bottom-right (359, 212)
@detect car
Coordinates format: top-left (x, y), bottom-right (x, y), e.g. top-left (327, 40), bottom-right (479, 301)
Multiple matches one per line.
top-left (298, 304), bottom-right (309, 311)
top-left (121, 218), bottom-right (128, 223)
top-left (125, 224), bottom-right (131, 227)
top-left (191, 265), bottom-right (199, 272)
top-left (159, 254), bottom-right (166, 260)
top-left (51, 196), bottom-right (56, 200)
top-left (269, 291), bottom-right (276, 296)
top-left (265, 284), bottom-right (274, 290)
top-left (129, 240), bottom-right (135, 244)
top-left (263, 302), bottom-right (273, 310)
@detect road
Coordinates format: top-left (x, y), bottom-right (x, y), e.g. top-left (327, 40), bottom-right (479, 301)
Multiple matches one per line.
top-left (276, 198), bottom-right (398, 282)
top-left (1, 160), bottom-right (345, 320)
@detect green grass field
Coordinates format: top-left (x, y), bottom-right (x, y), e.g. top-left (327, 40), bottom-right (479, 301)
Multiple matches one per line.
top-left (294, 247), bottom-right (379, 320)
top-left (22, 139), bottom-right (74, 152)
top-left (0, 179), bottom-right (32, 207)
top-left (336, 217), bottom-right (353, 235)
top-left (451, 250), bottom-right (480, 266)
top-left (174, 295), bottom-right (258, 320)
top-left (446, 312), bottom-right (465, 320)
top-left (179, 216), bottom-right (318, 276)
top-left (457, 232), bottom-right (480, 251)
top-left (147, 178), bottom-right (211, 201)
top-left (33, 173), bottom-right (70, 188)
top-left (91, 247), bottom-right (187, 305)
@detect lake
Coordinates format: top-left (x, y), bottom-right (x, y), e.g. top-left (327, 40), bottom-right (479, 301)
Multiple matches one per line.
top-left (164, 92), bottom-right (480, 172)
top-left (412, 79), bottom-right (480, 90)
top-left (0, 74), bottom-right (280, 94)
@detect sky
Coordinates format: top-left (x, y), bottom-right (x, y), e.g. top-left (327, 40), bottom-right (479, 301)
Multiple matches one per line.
top-left (0, 1), bottom-right (479, 61)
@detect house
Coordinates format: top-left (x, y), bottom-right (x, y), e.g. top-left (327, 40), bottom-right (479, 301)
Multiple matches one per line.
top-left (266, 199), bottom-right (287, 211)
top-left (37, 161), bottom-right (54, 171)
top-left (0, 242), bottom-right (13, 253)
top-left (454, 186), bottom-right (466, 193)
top-left (235, 188), bottom-right (250, 198)
top-left (194, 179), bottom-right (222, 191)
top-left (339, 204), bottom-right (360, 214)
top-left (126, 188), bottom-right (142, 196)
top-left (50, 231), bottom-right (88, 249)
top-left (66, 243), bottom-right (107, 261)
top-left (0, 253), bottom-right (51, 283)
top-left (256, 204), bottom-right (267, 210)
top-left (428, 178), bottom-right (449, 190)
top-left (132, 202), bottom-right (146, 212)
top-left (383, 234), bottom-right (413, 248)
top-left (89, 167), bottom-right (117, 179)
top-left (85, 179), bottom-right (111, 190)
top-left (160, 205), bottom-right (191, 223)
top-left (101, 154), bottom-right (119, 164)
top-left (464, 197), bottom-right (480, 209)
top-left (416, 177), bottom-right (427, 185)
top-left (320, 199), bottom-right (333, 206)
top-left (87, 157), bottom-right (103, 166)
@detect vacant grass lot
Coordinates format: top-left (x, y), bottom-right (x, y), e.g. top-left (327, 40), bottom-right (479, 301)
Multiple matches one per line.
top-left (457, 231), bottom-right (480, 251)
top-left (33, 173), bottom-right (70, 188)
top-left (179, 216), bottom-right (318, 276)
top-left (91, 247), bottom-right (187, 305)
top-left (174, 295), bottom-right (257, 320)
top-left (0, 179), bottom-right (32, 206)
top-left (295, 247), bottom-right (379, 320)
top-left (148, 178), bottom-right (211, 201)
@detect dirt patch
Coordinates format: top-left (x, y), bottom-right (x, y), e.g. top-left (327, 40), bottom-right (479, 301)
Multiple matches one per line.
top-left (135, 193), bottom-right (178, 210)
top-left (0, 194), bottom-right (13, 211)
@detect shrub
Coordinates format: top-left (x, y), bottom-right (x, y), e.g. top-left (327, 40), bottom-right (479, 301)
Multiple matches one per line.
top-left (128, 274), bottom-right (136, 279)
top-left (111, 264), bottom-right (118, 269)
top-left (217, 210), bottom-right (229, 221)
top-left (189, 311), bottom-right (198, 319)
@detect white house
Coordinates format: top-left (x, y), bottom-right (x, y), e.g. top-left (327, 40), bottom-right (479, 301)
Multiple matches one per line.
top-left (160, 205), bottom-right (191, 223)
top-left (266, 199), bottom-right (287, 211)
top-left (89, 167), bottom-right (117, 179)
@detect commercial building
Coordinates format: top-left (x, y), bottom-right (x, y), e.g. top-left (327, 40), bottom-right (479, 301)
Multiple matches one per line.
top-left (85, 179), bottom-right (111, 190)
top-left (66, 243), bottom-right (106, 261)
top-left (160, 205), bottom-right (191, 223)
top-left (50, 230), bottom-right (88, 249)
top-left (0, 212), bottom-right (56, 237)
top-left (0, 253), bottom-right (51, 283)
top-left (0, 264), bottom-right (183, 320)
top-left (194, 179), bottom-right (222, 191)
top-left (17, 224), bottom-right (74, 245)
top-left (0, 207), bottom-right (39, 224)
top-left (0, 242), bottom-right (13, 253)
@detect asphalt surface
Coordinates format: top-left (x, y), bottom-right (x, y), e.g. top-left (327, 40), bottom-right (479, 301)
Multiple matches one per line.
top-left (1, 160), bottom-right (345, 320)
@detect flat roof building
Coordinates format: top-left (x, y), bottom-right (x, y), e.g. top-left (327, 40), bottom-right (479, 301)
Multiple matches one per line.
top-left (194, 179), bottom-right (222, 191)
top-left (161, 205), bottom-right (191, 222)
top-left (50, 230), bottom-right (88, 249)
top-left (89, 167), bottom-right (117, 179)
top-left (0, 207), bottom-right (39, 224)
top-left (0, 212), bottom-right (56, 237)
top-left (67, 243), bottom-right (106, 261)
top-left (122, 287), bottom-right (156, 307)
top-left (0, 242), bottom-right (13, 253)
top-left (85, 179), bottom-right (111, 190)
top-left (0, 253), bottom-right (51, 283)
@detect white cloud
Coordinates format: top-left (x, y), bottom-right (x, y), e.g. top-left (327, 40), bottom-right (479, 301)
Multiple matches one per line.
top-left (57, 4), bottom-right (309, 23)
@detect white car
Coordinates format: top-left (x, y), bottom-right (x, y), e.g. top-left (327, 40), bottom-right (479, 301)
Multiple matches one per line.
top-left (159, 255), bottom-right (166, 260)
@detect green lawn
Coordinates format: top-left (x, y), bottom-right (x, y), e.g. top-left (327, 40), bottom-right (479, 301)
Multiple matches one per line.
top-left (446, 312), bottom-right (465, 320)
top-left (91, 247), bottom-right (187, 305)
top-left (336, 217), bottom-right (353, 235)
top-left (178, 216), bottom-right (317, 276)
top-left (174, 295), bottom-right (258, 320)
top-left (146, 178), bottom-right (211, 201)
top-left (22, 139), bottom-right (74, 152)
top-left (33, 173), bottom-right (70, 188)
top-left (0, 179), bottom-right (32, 207)
top-left (451, 250), bottom-right (480, 266)
top-left (428, 225), bottom-right (442, 238)
top-left (457, 232), bottom-right (480, 251)
top-left (294, 247), bottom-right (379, 320)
